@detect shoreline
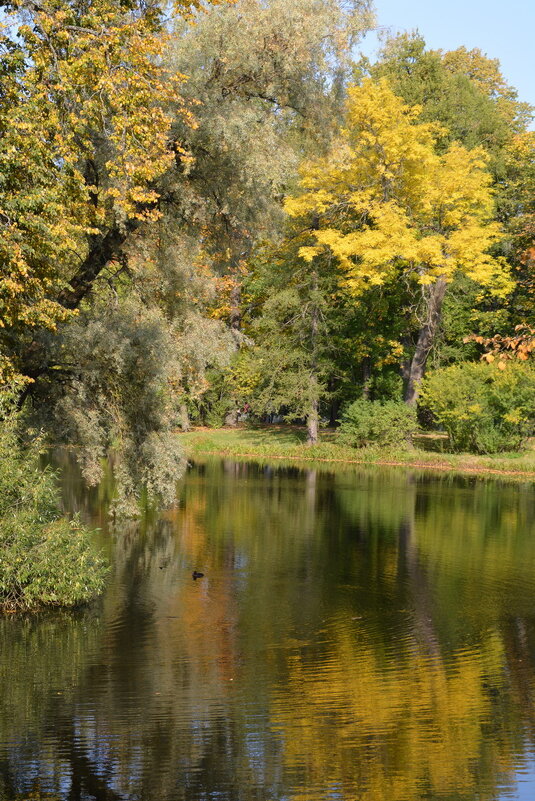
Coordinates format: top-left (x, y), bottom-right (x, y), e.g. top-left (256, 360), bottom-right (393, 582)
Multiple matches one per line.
top-left (179, 427), bottom-right (535, 481)
top-left (189, 449), bottom-right (535, 479)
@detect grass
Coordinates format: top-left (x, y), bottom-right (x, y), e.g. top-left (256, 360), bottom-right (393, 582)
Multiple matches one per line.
top-left (178, 425), bottom-right (535, 480)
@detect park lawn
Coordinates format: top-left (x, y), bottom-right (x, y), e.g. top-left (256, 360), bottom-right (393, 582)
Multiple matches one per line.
top-left (178, 425), bottom-right (535, 480)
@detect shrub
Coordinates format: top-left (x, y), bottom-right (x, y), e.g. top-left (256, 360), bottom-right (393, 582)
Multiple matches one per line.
top-left (368, 370), bottom-right (404, 401)
top-left (420, 361), bottom-right (535, 453)
top-left (0, 400), bottom-right (108, 611)
top-left (338, 398), bottom-right (418, 448)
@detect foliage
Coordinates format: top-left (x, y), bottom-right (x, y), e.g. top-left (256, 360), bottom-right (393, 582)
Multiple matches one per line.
top-left (241, 236), bottom-right (355, 437)
top-left (357, 34), bottom-right (531, 154)
top-left (433, 274), bottom-right (510, 367)
top-left (0, 0), bottom-right (212, 382)
top-left (244, 228), bottom-right (414, 425)
top-left (286, 78), bottom-right (509, 295)
top-left (350, 35), bottom-right (535, 398)
top-left (284, 76), bottom-right (514, 402)
top-left (0, 0), bottom-right (376, 491)
top-left (362, 369), bottom-right (404, 401)
top-left (499, 131), bottom-right (535, 324)
top-left (338, 398), bottom-right (418, 448)
top-left (171, 0), bottom-right (376, 252)
top-left (468, 324), bottom-right (535, 366)
top-left (189, 367), bottom-right (237, 428)
top-left (420, 361), bottom-right (535, 453)
top-left (356, 34), bottom-right (534, 263)
top-left (23, 215), bottom-right (237, 509)
top-left (166, 0), bottom-right (376, 408)
top-left (34, 299), bottom-right (188, 513)
top-left (440, 45), bottom-right (533, 132)
top-left (0, 398), bottom-right (107, 610)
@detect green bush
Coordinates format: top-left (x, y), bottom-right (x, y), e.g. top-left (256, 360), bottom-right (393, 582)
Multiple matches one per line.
top-left (0, 401), bottom-right (108, 611)
top-left (338, 398), bottom-right (418, 448)
top-left (420, 361), bottom-right (535, 453)
top-left (368, 370), bottom-right (404, 401)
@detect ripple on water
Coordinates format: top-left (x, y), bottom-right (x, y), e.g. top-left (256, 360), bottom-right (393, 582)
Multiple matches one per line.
top-left (2, 462), bottom-right (535, 800)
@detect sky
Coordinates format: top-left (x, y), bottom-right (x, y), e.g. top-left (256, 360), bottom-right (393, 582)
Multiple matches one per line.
top-left (358, 0), bottom-right (535, 119)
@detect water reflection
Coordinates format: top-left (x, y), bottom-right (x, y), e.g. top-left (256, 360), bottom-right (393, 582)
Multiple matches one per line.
top-left (1, 459), bottom-right (535, 800)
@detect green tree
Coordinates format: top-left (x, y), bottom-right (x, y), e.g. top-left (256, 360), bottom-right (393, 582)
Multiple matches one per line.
top-left (357, 34), bottom-right (531, 155)
top-left (243, 227), bottom-right (368, 443)
top-left (166, 0), bottom-right (375, 424)
top-left (420, 360), bottom-right (535, 453)
top-left (242, 229), bottom-right (410, 441)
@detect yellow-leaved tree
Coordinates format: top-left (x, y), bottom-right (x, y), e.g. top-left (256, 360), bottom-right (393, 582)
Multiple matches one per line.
top-left (285, 78), bottom-right (512, 403)
top-left (0, 0), bottom-right (222, 385)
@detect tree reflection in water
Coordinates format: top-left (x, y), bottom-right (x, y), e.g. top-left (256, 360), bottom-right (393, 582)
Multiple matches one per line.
top-left (1, 460), bottom-right (535, 800)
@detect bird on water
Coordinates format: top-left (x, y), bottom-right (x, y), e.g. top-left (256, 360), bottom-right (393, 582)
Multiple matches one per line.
top-left (192, 570), bottom-right (204, 580)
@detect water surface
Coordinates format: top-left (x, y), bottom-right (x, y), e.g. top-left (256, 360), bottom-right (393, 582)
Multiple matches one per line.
top-left (2, 459), bottom-right (535, 800)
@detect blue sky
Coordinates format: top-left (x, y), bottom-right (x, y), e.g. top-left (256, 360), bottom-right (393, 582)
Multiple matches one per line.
top-left (358, 0), bottom-right (535, 119)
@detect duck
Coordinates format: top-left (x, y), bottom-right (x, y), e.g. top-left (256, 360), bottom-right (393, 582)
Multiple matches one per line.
top-left (192, 570), bottom-right (204, 580)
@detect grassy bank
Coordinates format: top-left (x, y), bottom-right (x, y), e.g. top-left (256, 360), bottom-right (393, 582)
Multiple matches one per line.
top-left (179, 426), bottom-right (535, 480)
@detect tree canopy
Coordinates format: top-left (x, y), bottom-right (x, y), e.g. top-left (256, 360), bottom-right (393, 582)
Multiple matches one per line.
top-left (1, 2), bottom-right (534, 495)
top-left (285, 78), bottom-right (512, 402)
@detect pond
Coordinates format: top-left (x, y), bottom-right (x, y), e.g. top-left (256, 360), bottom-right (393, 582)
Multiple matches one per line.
top-left (2, 458), bottom-right (535, 800)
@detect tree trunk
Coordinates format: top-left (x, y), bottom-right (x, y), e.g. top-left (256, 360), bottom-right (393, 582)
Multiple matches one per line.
top-left (362, 357), bottom-right (372, 399)
top-left (328, 397), bottom-right (339, 428)
top-left (229, 279), bottom-right (241, 332)
top-left (58, 223), bottom-right (138, 310)
top-left (178, 403), bottom-right (190, 432)
top-left (400, 333), bottom-right (412, 392)
top-left (307, 395), bottom-right (319, 445)
top-left (307, 268), bottom-right (320, 445)
top-left (405, 278), bottom-right (447, 406)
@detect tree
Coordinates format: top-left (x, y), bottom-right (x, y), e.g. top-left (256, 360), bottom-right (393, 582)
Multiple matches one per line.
top-left (441, 46), bottom-right (533, 133)
top-left (159, 0), bottom-right (375, 430)
top-left (242, 231), bottom-right (408, 442)
top-left (0, 0), bottom-right (214, 385)
top-left (0, 0), bottom-right (232, 505)
top-left (243, 237), bottom-right (349, 443)
top-left (357, 35), bottom-right (532, 155)
top-left (168, 0), bottom-right (375, 351)
top-left (285, 79), bottom-right (512, 403)
top-left (357, 34), bottom-right (535, 373)
top-left (0, 0), bottom-right (375, 497)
